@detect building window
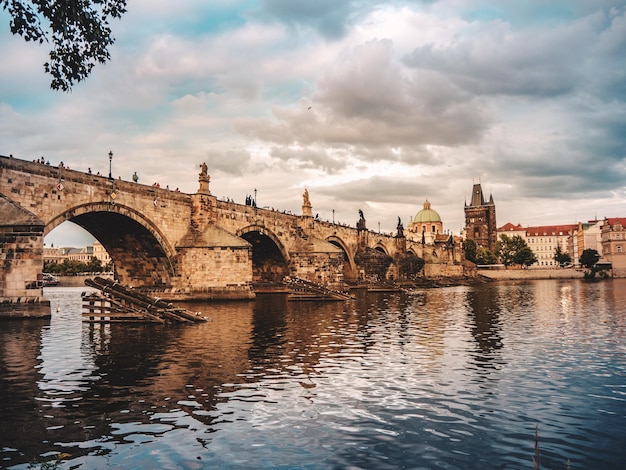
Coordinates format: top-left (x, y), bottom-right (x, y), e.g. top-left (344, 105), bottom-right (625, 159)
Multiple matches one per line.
top-left (618, 246), bottom-right (623, 253)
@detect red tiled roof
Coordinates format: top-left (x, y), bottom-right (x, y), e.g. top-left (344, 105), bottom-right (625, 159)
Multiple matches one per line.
top-left (525, 224), bottom-right (577, 236)
top-left (498, 222), bottom-right (524, 231)
top-left (605, 217), bottom-right (626, 227)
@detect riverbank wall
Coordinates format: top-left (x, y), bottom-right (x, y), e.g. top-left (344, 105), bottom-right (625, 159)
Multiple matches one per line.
top-left (478, 268), bottom-right (585, 280)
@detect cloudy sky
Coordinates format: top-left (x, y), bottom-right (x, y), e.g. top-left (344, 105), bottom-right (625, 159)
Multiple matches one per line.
top-left (1, 0), bottom-right (625, 247)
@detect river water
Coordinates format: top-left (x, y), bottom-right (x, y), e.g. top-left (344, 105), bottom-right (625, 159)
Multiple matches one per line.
top-left (1, 279), bottom-right (625, 469)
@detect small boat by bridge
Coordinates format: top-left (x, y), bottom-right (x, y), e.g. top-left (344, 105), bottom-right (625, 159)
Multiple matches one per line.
top-left (43, 273), bottom-right (60, 286)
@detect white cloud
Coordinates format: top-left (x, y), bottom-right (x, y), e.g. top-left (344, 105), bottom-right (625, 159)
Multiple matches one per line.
top-left (1, 1), bottom-right (624, 249)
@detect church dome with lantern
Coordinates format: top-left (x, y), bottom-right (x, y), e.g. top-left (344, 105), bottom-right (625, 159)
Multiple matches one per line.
top-left (408, 200), bottom-right (444, 243)
top-left (412, 200), bottom-right (441, 223)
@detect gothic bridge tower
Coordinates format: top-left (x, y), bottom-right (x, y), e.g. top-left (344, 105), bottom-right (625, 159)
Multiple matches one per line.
top-left (464, 182), bottom-right (497, 252)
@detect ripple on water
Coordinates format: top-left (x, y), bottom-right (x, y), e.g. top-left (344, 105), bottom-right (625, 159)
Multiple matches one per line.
top-left (2, 282), bottom-right (626, 469)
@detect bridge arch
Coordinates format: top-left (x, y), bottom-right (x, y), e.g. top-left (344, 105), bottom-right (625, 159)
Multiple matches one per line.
top-left (407, 245), bottom-right (420, 257)
top-left (236, 224), bottom-right (290, 285)
top-left (373, 242), bottom-right (390, 256)
top-left (47, 202), bottom-right (178, 286)
top-left (326, 235), bottom-right (357, 282)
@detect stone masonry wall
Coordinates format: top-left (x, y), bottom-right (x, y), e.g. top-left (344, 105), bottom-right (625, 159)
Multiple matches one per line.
top-left (0, 225), bottom-right (43, 297)
top-left (0, 157), bottom-right (193, 247)
top-left (0, 224), bottom-right (50, 317)
top-left (289, 251), bottom-right (346, 287)
top-left (174, 246), bottom-right (254, 299)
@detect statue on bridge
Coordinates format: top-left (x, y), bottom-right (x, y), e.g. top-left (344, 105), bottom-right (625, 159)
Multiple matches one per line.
top-left (302, 188), bottom-right (313, 217)
top-left (198, 162), bottom-right (211, 195)
top-left (357, 209), bottom-right (366, 231)
top-left (303, 188), bottom-right (310, 206)
top-left (396, 217), bottom-right (404, 238)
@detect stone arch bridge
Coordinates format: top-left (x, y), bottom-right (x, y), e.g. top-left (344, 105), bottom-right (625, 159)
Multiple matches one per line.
top-left (1, 155), bottom-right (464, 313)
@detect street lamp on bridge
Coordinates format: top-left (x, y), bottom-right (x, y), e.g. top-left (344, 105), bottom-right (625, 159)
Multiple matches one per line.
top-left (108, 150), bottom-right (113, 180)
top-left (254, 188), bottom-right (257, 222)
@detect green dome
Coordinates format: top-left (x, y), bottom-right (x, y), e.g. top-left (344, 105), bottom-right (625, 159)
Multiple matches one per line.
top-left (413, 200), bottom-right (441, 223)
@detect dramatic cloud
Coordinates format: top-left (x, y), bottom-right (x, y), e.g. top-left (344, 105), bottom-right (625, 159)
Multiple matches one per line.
top-left (1, 0), bottom-right (624, 247)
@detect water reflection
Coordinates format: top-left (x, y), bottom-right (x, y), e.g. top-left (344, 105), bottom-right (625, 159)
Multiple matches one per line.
top-left (465, 284), bottom-right (504, 361)
top-left (0, 281), bottom-right (625, 469)
top-left (0, 319), bottom-right (49, 463)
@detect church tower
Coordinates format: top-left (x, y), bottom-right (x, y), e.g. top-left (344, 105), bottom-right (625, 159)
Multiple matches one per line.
top-left (464, 182), bottom-right (497, 252)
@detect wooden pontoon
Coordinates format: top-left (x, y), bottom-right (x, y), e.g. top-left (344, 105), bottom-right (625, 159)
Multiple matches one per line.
top-left (82, 277), bottom-right (209, 323)
top-left (284, 276), bottom-right (354, 301)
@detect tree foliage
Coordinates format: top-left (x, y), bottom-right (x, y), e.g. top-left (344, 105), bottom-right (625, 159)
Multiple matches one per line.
top-left (475, 246), bottom-right (498, 265)
top-left (398, 253), bottom-right (425, 279)
top-left (44, 257), bottom-right (110, 275)
top-left (2, 0), bottom-right (127, 91)
top-left (464, 238), bottom-right (477, 263)
top-left (579, 249), bottom-right (600, 269)
top-left (495, 235), bottom-right (516, 267)
top-left (579, 249), bottom-right (606, 281)
top-left (495, 234), bottom-right (537, 268)
top-left (553, 245), bottom-right (572, 266)
top-left (515, 245), bottom-right (538, 268)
